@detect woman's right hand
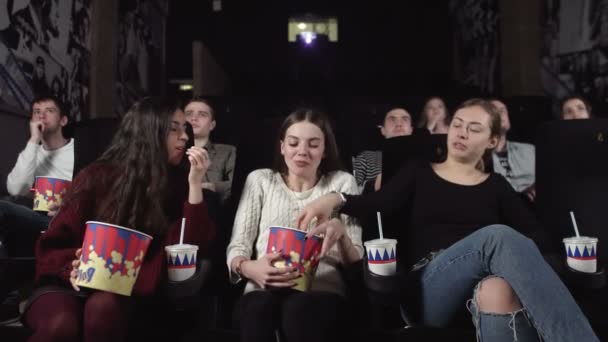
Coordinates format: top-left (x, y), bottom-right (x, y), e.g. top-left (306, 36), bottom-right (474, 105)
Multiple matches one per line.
top-left (240, 253), bottom-right (300, 289)
top-left (69, 248), bottom-right (82, 291)
top-left (427, 115), bottom-right (439, 133)
top-left (47, 201), bottom-right (60, 217)
top-left (295, 192), bottom-right (343, 231)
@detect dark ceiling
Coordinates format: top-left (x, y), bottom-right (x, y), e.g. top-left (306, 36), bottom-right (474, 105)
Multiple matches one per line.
top-left (167, 0), bottom-right (454, 95)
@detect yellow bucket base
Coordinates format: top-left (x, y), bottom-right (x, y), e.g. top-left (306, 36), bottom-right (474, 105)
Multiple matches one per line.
top-left (291, 273), bottom-right (313, 292)
top-left (74, 263), bottom-right (136, 296)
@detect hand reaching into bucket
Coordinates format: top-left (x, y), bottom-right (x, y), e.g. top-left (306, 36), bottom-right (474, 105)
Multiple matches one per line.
top-left (305, 218), bottom-right (361, 263)
top-left (47, 201), bottom-right (60, 217)
top-left (239, 253), bottom-right (300, 289)
top-left (69, 248), bottom-right (82, 291)
top-left (296, 192), bottom-right (343, 231)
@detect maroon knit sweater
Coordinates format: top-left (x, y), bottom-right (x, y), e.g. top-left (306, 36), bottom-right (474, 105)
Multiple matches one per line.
top-left (34, 162), bottom-right (216, 296)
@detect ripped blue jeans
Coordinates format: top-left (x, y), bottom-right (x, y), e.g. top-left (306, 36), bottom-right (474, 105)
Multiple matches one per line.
top-left (404, 225), bottom-right (598, 342)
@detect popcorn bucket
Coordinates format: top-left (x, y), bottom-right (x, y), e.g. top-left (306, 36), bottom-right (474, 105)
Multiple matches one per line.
top-left (266, 226), bottom-right (323, 291)
top-left (32, 176), bottom-right (71, 211)
top-left (75, 221), bottom-right (153, 296)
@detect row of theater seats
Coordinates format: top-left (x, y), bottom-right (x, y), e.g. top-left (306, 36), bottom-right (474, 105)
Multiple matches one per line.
top-left (0, 112), bottom-right (477, 341)
top-left (2, 96), bottom-right (607, 341)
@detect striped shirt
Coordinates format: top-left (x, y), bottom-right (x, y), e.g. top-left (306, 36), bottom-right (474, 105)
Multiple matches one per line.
top-left (352, 150), bottom-right (382, 192)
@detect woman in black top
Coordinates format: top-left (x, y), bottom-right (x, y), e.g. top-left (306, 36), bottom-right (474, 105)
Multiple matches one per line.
top-left (297, 99), bottom-right (598, 342)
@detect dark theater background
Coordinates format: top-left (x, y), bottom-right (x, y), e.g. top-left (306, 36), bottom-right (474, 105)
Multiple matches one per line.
top-left (167, 0), bottom-right (454, 96)
top-left (1, 0), bottom-right (608, 341)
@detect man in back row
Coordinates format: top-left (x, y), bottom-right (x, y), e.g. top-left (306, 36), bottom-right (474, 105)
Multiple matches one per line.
top-left (490, 99), bottom-right (536, 202)
top-left (184, 97), bottom-right (236, 203)
top-left (352, 107), bottom-right (413, 193)
top-left (0, 95), bottom-right (74, 323)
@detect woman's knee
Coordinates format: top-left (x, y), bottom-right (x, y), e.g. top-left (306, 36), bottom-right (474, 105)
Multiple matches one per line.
top-left (25, 293), bottom-right (82, 341)
top-left (30, 309), bottom-right (80, 341)
top-left (480, 225), bottom-right (535, 247)
top-left (281, 292), bottom-right (346, 335)
top-left (474, 276), bottom-right (522, 314)
top-left (237, 290), bottom-right (282, 324)
top-left (84, 292), bottom-right (131, 333)
top-left (236, 291), bottom-right (282, 341)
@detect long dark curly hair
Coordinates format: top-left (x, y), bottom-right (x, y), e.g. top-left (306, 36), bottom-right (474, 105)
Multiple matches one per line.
top-left (67, 97), bottom-right (188, 236)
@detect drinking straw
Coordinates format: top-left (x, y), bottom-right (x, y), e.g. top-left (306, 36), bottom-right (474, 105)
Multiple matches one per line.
top-left (569, 211), bottom-right (580, 237)
top-left (376, 212), bottom-right (384, 240)
top-left (179, 217), bottom-right (186, 244)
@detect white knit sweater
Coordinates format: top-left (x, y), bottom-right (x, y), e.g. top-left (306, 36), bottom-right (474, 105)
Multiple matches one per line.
top-left (226, 169), bottom-right (363, 296)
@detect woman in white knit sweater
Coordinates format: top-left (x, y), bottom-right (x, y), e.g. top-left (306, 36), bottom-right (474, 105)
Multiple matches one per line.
top-left (226, 109), bottom-right (363, 342)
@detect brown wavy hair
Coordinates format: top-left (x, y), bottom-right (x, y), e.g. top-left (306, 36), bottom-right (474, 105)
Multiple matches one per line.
top-left (65, 97), bottom-right (184, 236)
top-left (454, 98), bottom-right (502, 172)
top-left (272, 109), bottom-right (343, 177)
top-left (455, 98), bottom-right (502, 138)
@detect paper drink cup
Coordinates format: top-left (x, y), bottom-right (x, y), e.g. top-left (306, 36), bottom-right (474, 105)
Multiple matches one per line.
top-left (75, 221), bottom-right (153, 296)
top-left (364, 239), bottom-right (398, 276)
top-left (165, 244), bottom-right (198, 281)
top-left (32, 176), bottom-right (71, 211)
top-left (266, 226), bottom-right (323, 291)
top-left (563, 236), bottom-right (598, 273)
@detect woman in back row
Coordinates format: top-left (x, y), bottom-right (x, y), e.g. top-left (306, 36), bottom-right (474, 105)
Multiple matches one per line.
top-left (418, 96), bottom-right (450, 134)
top-left (298, 98), bottom-right (598, 342)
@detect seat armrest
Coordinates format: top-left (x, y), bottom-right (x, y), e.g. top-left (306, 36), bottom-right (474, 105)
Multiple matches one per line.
top-left (544, 254), bottom-right (606, 290)
top-left (363, 260), bottom-right (402, 295)
top-left (164, 259), bottom-right (212, 310)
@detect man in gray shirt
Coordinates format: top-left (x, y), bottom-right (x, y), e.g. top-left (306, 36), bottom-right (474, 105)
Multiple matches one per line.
top-left (184, 97), bottom-right (236, 203)
top-left (490, 99), bottom-right (536, 201)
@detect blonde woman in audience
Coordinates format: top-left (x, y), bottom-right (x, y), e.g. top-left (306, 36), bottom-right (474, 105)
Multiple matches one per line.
top-left (298, 99), bottom-right (599, 342)
top-left (227, 109), bottom-right (363, 342)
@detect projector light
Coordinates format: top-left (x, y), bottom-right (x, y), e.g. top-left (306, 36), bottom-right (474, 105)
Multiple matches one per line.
top-left (302, 31), bottom-right (316, 44)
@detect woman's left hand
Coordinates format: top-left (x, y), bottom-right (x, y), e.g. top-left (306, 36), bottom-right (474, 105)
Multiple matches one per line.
top-left (305, 218), bottom-right (347, 257)
top-left (186, 146), bottom-right (211, 185)
top-left (47, 201), bottom-right (60, 217)
top-left (525, 184), bottom-right (536, 202)
top-left (69, 248), bottom-right (82, 291)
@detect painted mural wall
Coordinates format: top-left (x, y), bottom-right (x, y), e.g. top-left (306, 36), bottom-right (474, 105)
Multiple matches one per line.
top-left (449, 0), bottom-right (500, 94)
top-left (0, 0), bottom-right (91, 121)
top-left (115, 0), bottom-right (167, 116)
top-left (541, 0), bottom-right (608, 114)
